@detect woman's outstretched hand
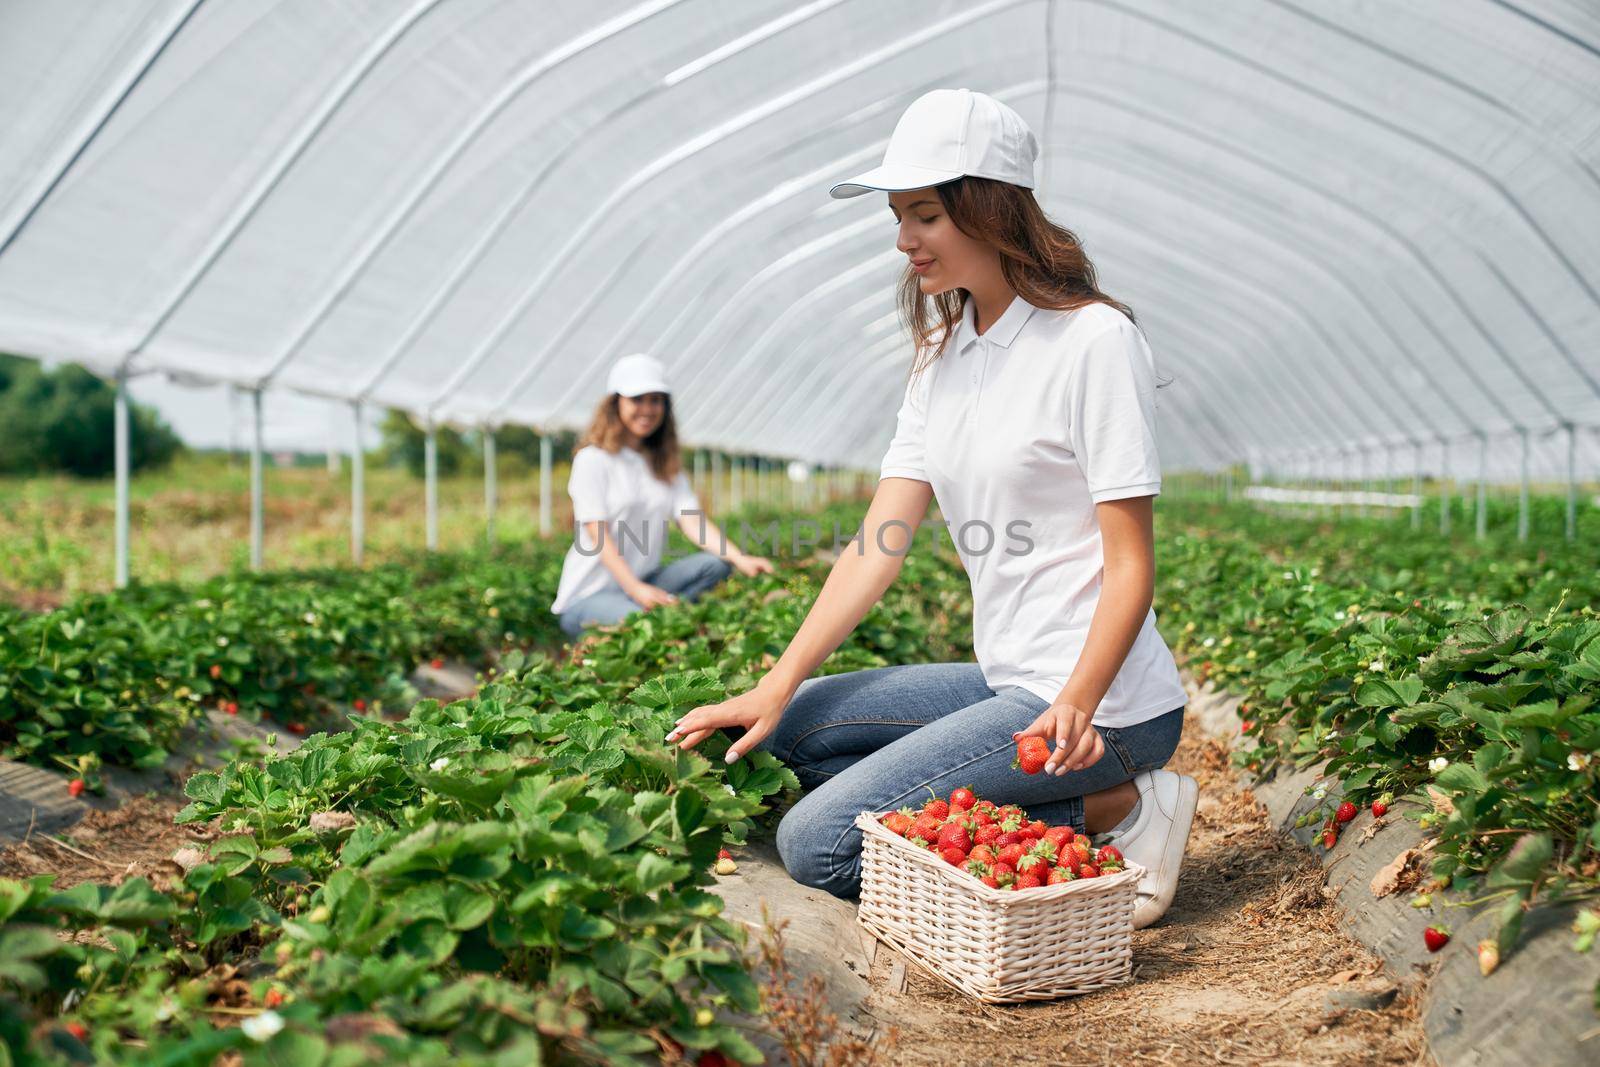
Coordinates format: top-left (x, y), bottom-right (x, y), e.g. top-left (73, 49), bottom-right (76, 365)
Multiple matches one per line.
top-left (664, 680), bottom-right (789, 763)
top-left (627, 581), bottom-right (678, 610)
top-left (1013, 700), bottom-right (1103, 776)
top-left (731, 554), bottom-right (775, 577)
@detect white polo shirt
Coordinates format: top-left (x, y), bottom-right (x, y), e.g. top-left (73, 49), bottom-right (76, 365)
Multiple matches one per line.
top-left (878, 295), bottom-right (1187, 728)
top-left (550, 445), bottom-right (702, 614)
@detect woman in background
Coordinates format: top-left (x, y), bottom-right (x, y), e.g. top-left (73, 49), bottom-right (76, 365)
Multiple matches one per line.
top-left (551, 353), bottom-right (774, 640)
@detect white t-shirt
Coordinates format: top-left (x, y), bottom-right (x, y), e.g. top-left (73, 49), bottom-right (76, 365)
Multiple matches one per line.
top-left (550, 445), bottom-right (703, 614)
top-left (878, 295), bottom-right (1188, 728)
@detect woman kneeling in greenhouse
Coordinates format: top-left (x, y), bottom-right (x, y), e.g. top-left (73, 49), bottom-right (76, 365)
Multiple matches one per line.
top-left (551, 354), bottom-right (774, 639)
top-left (665, 90), bottom-right (1198, 928)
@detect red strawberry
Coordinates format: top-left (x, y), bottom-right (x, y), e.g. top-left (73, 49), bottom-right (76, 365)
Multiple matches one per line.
top-left (353, 698), bottom-right (367, 711)
top-left (1371, 801), bottom-right (1389, 818)
top-left (264, 989), bottom-right (285, 1008)
top-left (1020, 841), bottom-right (1057, 872)
top-left (969, 845), bottom-right (998, 868)
top-left (1070, 841), bottom-right (1091, 865)
top-left (209, 664), bottom-right (222, 679)
top-left (1078, 863), bottom-right (1101, 879)
top-left (975, 800), bottom-right (1000, 818)
top-left (1042, 826), bottom-right (1074, 847)
top-left (974, 823), bottom-right (1003, 847)
top-left (940, 846), bottom-right (967, 866)
top-left (1014, 869), bottom-right (1045, 890)
top-left (697, 1052), bottom-right (731, 1067)
top-left (1013, 736), bottom-right (1050, 775)
top-left (67, 779), bottom-right (85, 798)
top-left (225, 701), bottom-right (239, 715)
top-left (922, 799), bottom-right (950, 821)
top-left (1335, 801), bottom-right (1357, 824)
top-left (65, 1022), bottom-right (89, 1041)
top-left (981, 873), bottom-right (1001, 888)
top-left (971, 808), bottom-right (995, 828)
top-left (286, 722), bottom-right (307, 736)
top-left (1055, 842), bottom-right (1082, 871)
top-left (964, 858), bottom-right (991, 881)
top-left (992, 861), bottom-right (1017, 883)
top-left (1095, 844), bottom-right (1123, 866)
top-left (936, 823), bottom-right (972, 854)
top-left (1241, 720), bottom-right (1255, 732)
top-left (909, 815), bottom-right (942, 845)
top-left (1323, 830), bottom-right (1338, 849)
top-left (1027, 819), bottom-right (1048, 838)
top-left (718, 848), bottom-right (733, 860)
top-left (949, 786), bottom-right (977, 811)
top-left (1423, 926), bottom-right (1450, 952)
top-left (881, 811), bottom-right (913, 837)
top-left (1047, 867), bottom-right (1076, 885)
top-left (997, 843), bottom-right (1027, 868)
top-left (997, 804), bottom-right (1023, 822)
top-left (996, 829), bottom-right (1026, 848)
top-left (430, 658), bottom-right (444, 669)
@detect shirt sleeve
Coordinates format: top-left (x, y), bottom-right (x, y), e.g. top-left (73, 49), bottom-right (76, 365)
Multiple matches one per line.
top-left (878, 365), bottom-right (933, 483)
top-left (1065, 317), bottom-right (1163, 503)
top-left (566, 447), bottom-right (610, 523)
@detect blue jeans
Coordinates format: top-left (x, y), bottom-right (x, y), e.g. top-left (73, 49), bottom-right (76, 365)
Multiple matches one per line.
top-left (746, 662), bottom-right (1185, 900)
top-left (557, 551), bottom-right (733, 638)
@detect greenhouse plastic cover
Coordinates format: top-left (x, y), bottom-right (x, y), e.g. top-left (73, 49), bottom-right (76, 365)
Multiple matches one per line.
top-left (1, 0), bottom-right (1598, 477)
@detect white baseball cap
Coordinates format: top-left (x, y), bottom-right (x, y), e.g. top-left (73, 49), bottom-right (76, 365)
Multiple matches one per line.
top-left (829, 88), bottom-right (1038, 199)
top-left (606, 353), bottom-right (670, 397)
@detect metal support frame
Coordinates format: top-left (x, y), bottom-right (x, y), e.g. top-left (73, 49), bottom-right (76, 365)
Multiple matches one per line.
top-left (484, 427), bottom-right (497, 544)
top-left (710, 451), bottom-right (724, 516)
top-left (1437, 435), bottom-right (1452, 536)
top-left (351, 402), bottom-right (365, 565)
top-left (1566, 423), bottom-right (1578, 542)
top-left (1517, 427), bottom-right (1530, 542)
top-left (250, 388), bottom-right (264, 569)
top-left (1411, 440), bottom-right (1423, 532)
top-left (424, 423), bottom-right (439, 551)
top-left (539, 434), bottom-right (553, 537)
top-left (1475, 432), bottom-right (1488, 542)
top-left (114, 370), bottom-right (130, 588)
top-left (694, 449), bottom-right (706, 501)
top-left (730, 456), bottom-right (743, 511)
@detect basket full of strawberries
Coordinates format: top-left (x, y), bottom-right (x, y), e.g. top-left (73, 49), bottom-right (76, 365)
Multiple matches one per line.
top-left (854, 785), bottom-right (1142, 1004)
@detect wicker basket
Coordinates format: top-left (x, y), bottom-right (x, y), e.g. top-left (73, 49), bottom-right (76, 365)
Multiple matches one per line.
top-left (854, 810), bottom-right (1142, 1003)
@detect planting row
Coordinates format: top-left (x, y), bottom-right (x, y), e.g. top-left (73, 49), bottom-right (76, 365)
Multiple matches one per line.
top-left (1155, 500), bottom-right (1600, 977)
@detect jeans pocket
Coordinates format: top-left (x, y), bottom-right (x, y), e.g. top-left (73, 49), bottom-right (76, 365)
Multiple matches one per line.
top-left (1099, 726), bottom-right (1139, 776)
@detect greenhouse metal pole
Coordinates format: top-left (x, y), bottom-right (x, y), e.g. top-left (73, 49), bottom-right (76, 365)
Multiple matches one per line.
top-left (250, 389), bottom-right (264, 570)
top-left (424, 423), bottom-right (438, 552)
top-left (539, 434), bottom-right (553, 538)
top-left (351, 402), bottom-right (365, 565)
top-left (1517, 427), bottom-right (1530, 543)
top-left (694, 449), bottom-right (706, 500)
top-left (114, 370), bottom-right (130, 589)
top-left (1358, 445), bottom-right (1370, 519)
top-left (1411, 440), bottom-right (1423, 532)
top-left (1437, 435), bottom-right (1452, 536)
top-left (483, 427), bottom-right (497, 545)
top-left (730, 457), bottom-right (743, 511)
top-left (1566, 423), bottom-right (1577, 542)
top-left (1475, 432), bottom-right (1488, 542)
top-left (711, 451), bottom-right (723, 516)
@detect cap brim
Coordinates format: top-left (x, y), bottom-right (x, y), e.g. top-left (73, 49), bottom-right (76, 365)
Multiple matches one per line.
top-left (828, 162), bottom-right (964, 199)
top-left (615, 381), bottom-right (670, 398)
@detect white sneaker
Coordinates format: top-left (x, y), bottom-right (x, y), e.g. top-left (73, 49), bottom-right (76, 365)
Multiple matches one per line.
top-left (1100, 769), bottom-right (1198, 929)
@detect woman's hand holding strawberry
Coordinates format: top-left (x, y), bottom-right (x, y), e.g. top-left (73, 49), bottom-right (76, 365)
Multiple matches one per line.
top-left (731, 553), bottom-right (775, 577)
top-left (1013, 700), bottom-right (1102, 776)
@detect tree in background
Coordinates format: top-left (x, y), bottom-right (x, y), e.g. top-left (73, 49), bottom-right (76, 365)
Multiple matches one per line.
top-left (379, 410), bottom-right (577, 478)
top-left (0, 355), bottom-right (183, 476)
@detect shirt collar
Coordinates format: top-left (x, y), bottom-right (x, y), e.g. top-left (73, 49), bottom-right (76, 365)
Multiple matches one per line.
top-left (950, 293), bottom-right (1038, 355)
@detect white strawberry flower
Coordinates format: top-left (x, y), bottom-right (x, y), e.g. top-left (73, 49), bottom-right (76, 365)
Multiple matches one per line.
top-left (303, 612), bottom-right (317, 625)
top-left (1569, 751), bottom-right (1591, 773)
top-left (1429, 756), bottom-right (1449, 773)
top-left (1367, 659), bottom-right (1385, 673)
top-left (242, 1010), bottom-right (284, 1042)
top-left (429, 756), bottom-right (450, 771)
top-left (723, 784), bottom-right (736, 795)
top-left (216, 636), bottom-right (229, 647)
top-left (1202, 637), bottom-right (1216, 648)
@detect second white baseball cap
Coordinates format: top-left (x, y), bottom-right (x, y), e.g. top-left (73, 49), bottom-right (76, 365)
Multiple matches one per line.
top-left (606, 353), bottom-right (670, 397)
top-left (829, 88), bottom-right (1038, 199)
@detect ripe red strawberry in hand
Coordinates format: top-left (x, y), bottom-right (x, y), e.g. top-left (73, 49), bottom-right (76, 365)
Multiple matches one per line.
top-left (67, 779), bottom-right (86, 798)
top-left (1012, 735), bottom-right (1050, 775)
top-left (949, 786), bottom-right (977, 811)
top-left (936, 823), bottom-right (972, 854)
top-left (1335, 801), bottom-right (1357, 824)
top-left (1423, 926), bottom-right (1450, 952)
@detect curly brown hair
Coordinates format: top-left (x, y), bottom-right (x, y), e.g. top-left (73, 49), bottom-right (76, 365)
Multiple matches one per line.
top-left (577, 393), bottom-right (683, 482)
top-left (900, 176), bottom-right (1136, 377)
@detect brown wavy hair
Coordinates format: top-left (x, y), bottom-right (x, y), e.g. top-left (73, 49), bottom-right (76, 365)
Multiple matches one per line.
top-left (578, 393), bottom-right (682, 482)
top-left (902, 176), bottom-right (1137, 377)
